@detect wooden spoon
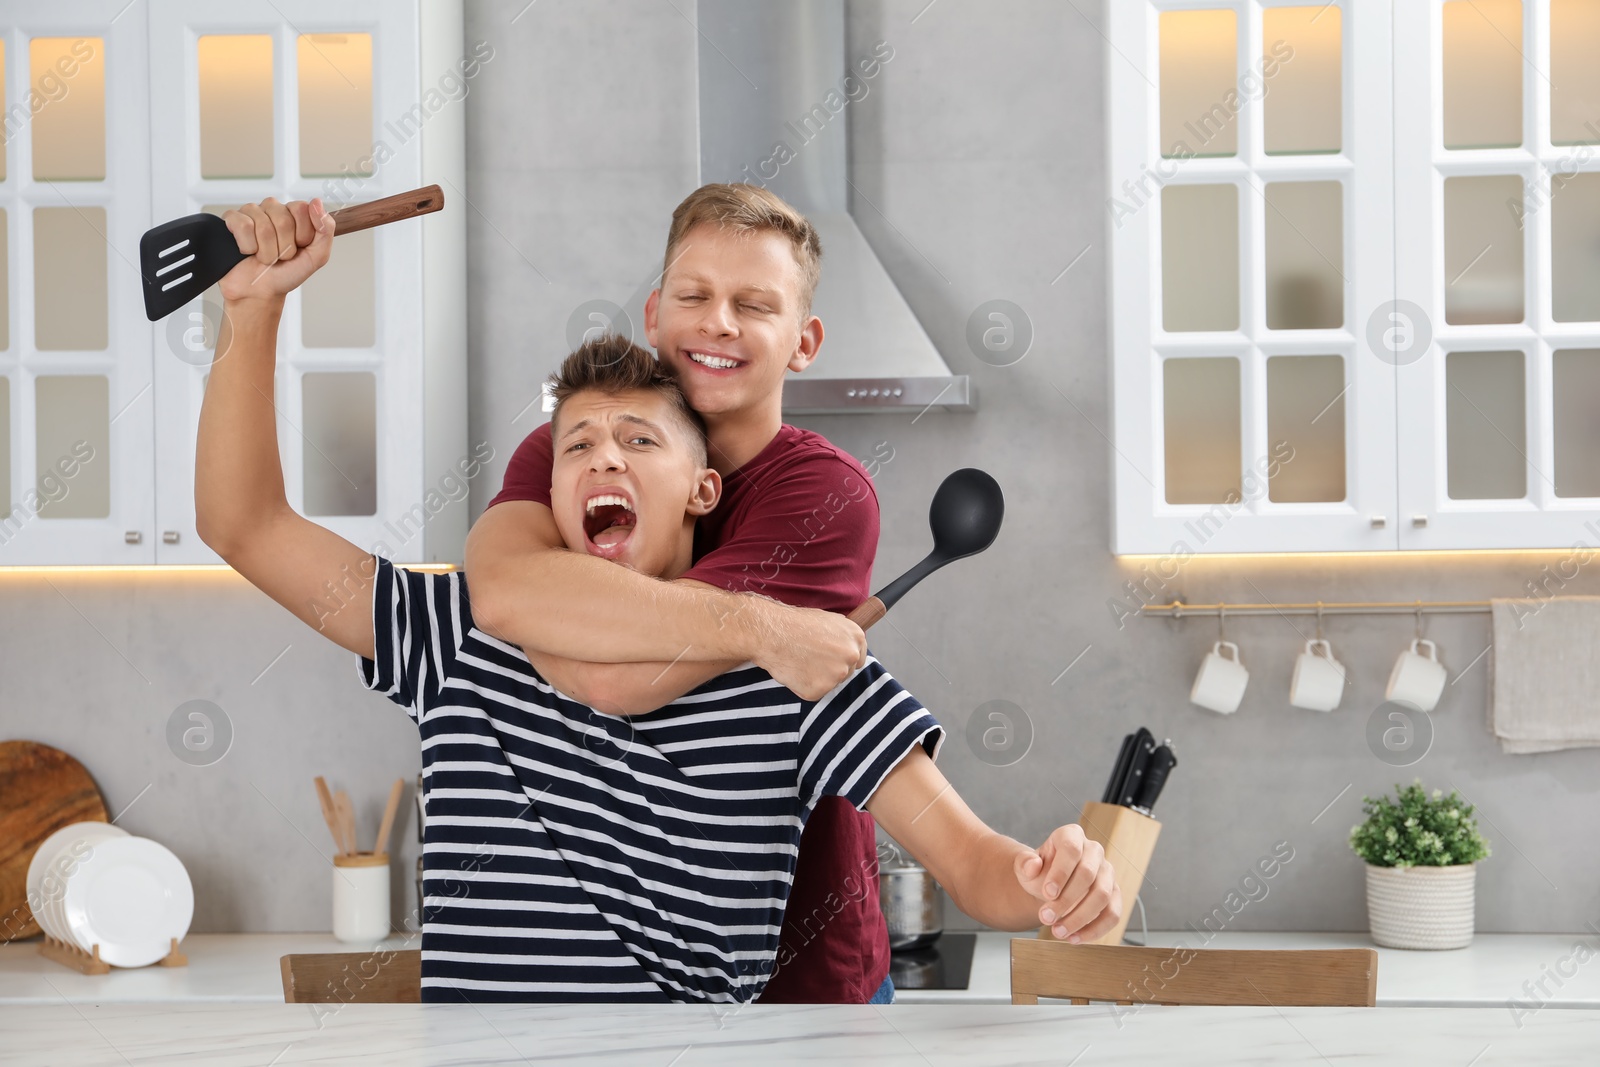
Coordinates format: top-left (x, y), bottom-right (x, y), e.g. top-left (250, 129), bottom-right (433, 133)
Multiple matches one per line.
top-left (372, 778), bottom-right (405, 859)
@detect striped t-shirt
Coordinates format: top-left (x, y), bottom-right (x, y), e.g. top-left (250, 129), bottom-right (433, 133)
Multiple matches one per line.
top-left (358, 558), bottom-right (944, 1003)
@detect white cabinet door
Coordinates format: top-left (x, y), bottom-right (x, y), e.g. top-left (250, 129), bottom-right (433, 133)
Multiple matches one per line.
top-left (1394, 0), bottom-right (1600, 549)
top-left (0, 5), bottom-right (155, 564)
top-left (148, 0), bottom-right (424, 564)
top-left (1110, 1), bottom-right (1398, 555)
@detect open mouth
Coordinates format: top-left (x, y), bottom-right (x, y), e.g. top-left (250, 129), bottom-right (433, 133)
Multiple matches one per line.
top-left (583, 492), bottom-right (637, 555)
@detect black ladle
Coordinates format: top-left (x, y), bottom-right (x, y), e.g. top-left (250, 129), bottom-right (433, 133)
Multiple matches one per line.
top-left (849, 468), bottom-right (1004, 629)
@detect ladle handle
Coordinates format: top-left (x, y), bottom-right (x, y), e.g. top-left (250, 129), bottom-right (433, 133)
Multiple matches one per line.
top-left (848, 597), bottom-right (887, 630)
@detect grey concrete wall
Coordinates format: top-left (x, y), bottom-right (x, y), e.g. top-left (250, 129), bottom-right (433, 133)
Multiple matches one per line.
top-left (2, 0), bottom-right (1596, 940)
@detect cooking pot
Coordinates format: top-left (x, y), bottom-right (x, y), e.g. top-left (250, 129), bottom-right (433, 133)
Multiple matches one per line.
top-left (877, 841), bottom-right (942, 951)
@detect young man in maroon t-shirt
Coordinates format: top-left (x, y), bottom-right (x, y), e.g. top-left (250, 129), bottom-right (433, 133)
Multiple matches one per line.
top-left (466, 184), bottom-right (901, 1003)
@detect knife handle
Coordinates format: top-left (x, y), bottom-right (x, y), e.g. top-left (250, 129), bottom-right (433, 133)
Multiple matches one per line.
top-left (1102, 733), bottom-right (1138, 804)
top-left (1132, 743), bottom-right (1178, 813)
top-left (1116, 733), bottom-right (1156, 807)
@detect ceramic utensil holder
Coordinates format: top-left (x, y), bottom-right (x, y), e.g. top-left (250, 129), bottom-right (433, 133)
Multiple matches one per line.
top-left (333, 852), bottom-right (390, 943)
top-left (1037, 801), bottom-right (1161, 947)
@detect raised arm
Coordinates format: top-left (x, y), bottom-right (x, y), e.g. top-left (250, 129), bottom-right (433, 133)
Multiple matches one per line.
top-left (194, 196), bottom-right (377, 660)
top-left (867, 747), bottom-right (1122, 941)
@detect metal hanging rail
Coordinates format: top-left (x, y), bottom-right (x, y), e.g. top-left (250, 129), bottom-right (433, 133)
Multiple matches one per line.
top-left (1141, 600), bottom-right (1492, 618)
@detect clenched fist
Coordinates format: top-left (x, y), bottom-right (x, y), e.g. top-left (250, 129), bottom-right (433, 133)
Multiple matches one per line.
top-left (752, 599), bottom-right (869, 701)
top-left (218, 196), bottom-right (335, 304)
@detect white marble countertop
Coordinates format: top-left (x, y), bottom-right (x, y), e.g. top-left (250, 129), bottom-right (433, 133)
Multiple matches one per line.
top-left (6, 1002), bottom-right (1598, 1066)
top-left (0, 932), bottom-right (419, 1005)
top-left (3, 930), bottom-right (1597, 1011)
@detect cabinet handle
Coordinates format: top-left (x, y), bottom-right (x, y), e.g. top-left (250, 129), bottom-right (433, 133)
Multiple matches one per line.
top-left (1411, 515), bottom-right (1429, 528)
top-left (1370, 516), bottom-right (1387, 529)
top-left (163, 531), bottom-right (180, 544)
top-left (124, 531), bottom-right (142, 544)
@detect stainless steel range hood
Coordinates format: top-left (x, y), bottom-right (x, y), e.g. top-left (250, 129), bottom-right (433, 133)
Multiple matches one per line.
top-left (696, 0), bottom-right (974, 415)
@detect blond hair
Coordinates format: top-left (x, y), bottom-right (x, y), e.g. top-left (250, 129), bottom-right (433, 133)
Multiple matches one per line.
top-left (662, 183), bottom-right (823, 320)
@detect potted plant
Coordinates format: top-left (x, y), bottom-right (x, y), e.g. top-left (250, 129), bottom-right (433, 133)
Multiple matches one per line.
top-left (1349, 781), bottom-right (1490, 950)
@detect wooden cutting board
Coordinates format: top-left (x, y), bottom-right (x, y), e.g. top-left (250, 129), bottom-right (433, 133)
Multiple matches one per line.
top-left (0, 741), bottom-right (109, 942)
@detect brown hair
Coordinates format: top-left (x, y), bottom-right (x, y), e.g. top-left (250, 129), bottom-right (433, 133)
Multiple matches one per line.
top-left (662, 183), bottom-right (823, 320)
top-left (549, 333), bottom-right (707, 465)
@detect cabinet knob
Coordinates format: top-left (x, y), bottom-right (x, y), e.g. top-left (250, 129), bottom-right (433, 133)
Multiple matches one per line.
top-left (1370, 516), bottom-right (1387, 529)
top-left (124, 531), bottom-right (142, 544)
top-left (163, 531), bottom-right (181, 544)
top-left (1411, 515), bottom-right (1429, 528)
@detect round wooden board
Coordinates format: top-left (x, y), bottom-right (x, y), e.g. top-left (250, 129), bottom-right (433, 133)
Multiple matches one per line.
top-left (0, 741), bottom-right (109, 942)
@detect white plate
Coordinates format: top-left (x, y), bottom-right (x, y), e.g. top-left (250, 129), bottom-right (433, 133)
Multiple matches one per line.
top-left (45, 825), bottom-right (130, 947)
top-left (25, 822), bottom-right (127, 943)
top-left (60, 837), bottom-right (193, 967)
top-left (25, 822), bottom-right (98, 937)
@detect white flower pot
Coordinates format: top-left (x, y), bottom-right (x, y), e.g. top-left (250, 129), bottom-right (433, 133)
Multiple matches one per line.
top-left (1365, 863), bottom-right (1476, 950)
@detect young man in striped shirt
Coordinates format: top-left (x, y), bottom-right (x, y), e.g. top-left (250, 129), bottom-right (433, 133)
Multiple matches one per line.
top-left (194, 195), bottom-right (1122, 1001)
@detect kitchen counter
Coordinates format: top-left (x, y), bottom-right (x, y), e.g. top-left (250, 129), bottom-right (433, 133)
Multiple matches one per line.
top-left (5, 1002), bottom-right (1596, 1065)
top-left (4, 930), bottom-right (1597, 1009)
top-left (0, 932), bottom-right (418, 1004)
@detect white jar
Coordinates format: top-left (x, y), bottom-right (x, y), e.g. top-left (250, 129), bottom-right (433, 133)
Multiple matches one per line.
top-left (332, 853), bottom-right (390, 943)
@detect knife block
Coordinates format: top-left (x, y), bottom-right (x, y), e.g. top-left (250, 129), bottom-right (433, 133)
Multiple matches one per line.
top-left (1037, 801), bottom-right (1160, 947)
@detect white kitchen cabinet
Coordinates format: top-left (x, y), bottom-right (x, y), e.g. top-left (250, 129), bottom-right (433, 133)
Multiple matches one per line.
top-left (0, 3), bottom-right (156, 563)
top-left (1392, 0), bottom-right (1600, 550)
top-left (0, 0), bottom-right (467, 566)
top-left (1110, 0), bottom-right (1600, 554)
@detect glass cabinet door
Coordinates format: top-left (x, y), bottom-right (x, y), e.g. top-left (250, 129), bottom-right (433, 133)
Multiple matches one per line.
top-left (1111, 1), bottom-right (1397, 553)
top-left (148, 0), bottom-right (423, 563)
top-left (1394, 0), bottom-right (1600, 548)
top-left (0, 5), bottom-right (155, 564)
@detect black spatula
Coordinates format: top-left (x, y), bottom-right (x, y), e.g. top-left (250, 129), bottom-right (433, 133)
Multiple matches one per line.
top-left (849, 467), bottom-right (1004, 629)
top-left (138, 184), bottom-right (444, 322)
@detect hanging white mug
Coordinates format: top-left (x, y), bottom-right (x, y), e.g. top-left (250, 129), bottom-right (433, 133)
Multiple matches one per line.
top-left (1289, 638), bottom-right (1346, 712)
top-left (1386, 638), bottom-right (1447, 712)
top-left (1191, 641), bottom-right (1249, 714)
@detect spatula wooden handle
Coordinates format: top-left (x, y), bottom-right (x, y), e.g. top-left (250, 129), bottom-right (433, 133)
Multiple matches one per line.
top-left (328, 184), bottom-right (444, 236)
top-left (848, 597), bottom-right (887, 630)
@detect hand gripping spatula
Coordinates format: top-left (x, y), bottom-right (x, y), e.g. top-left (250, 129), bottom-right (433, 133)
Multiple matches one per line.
top-left (138, 184), bottom-right (444, 322)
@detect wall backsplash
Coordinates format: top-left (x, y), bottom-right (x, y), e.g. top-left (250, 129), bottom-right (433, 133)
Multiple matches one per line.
top-left (2, 0), bottom-right (1597, 940)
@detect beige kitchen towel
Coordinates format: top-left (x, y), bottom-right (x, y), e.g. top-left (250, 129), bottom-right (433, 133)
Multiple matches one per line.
top-left (1489, 596), bottom-right (1600, 753)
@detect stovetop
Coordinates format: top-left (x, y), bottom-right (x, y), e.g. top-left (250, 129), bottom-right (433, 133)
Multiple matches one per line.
top-left (887, 932), bottom-right (977, 991)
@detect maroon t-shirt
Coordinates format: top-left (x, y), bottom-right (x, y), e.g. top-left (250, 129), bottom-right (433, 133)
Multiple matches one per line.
top-left (486, 421), bottom-right (890, 1003)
